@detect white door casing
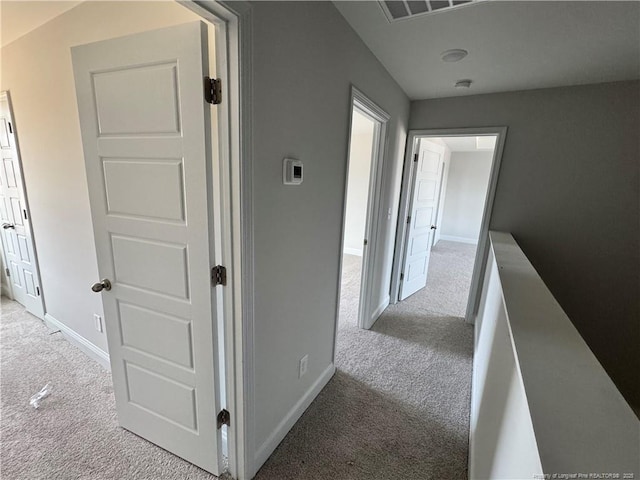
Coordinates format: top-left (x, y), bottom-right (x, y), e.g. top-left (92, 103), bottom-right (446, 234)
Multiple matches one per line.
top-left (356, 108), bottom-right (381, 330)
top-left (0, 92), bottom-right (45, 318)
top-left (72, 22), bottom-right (223, 475)
top-left (432, 152), bottom-right (449, 247)
top-left (344, 88), bottom-right (390, 331)
top-left (399, 139), bottom-right (445, 300)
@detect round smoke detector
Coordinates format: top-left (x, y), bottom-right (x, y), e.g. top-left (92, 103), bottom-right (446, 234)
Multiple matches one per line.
top-left (441, 49), bottom-right (468, 62)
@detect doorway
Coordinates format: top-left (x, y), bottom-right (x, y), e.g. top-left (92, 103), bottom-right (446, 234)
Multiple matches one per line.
top-left (68, 0), bottom-right (249, 474)
top-left (391, 128), bottom-right (506, 322)
top-left (0, 91), bottom-right (45, 319)
top-left (338, 87), bottom-right (389, 330)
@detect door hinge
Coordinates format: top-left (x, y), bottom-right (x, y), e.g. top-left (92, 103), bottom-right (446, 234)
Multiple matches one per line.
top-left (204, 77), bottom-right (222, 105)
top-left (36, 286), bottom-right (40, 296)
top-left (400, 273), bottom-right (404, 281)
top-left (406, 215), bottom-right (411, 224)
top-left (5, 267), bottom-right (9, 277)
top-left (211, 265), bottom-right (227, 286)
top-left (23, 209), bottom-right (28, 220)
top-left (217, 408), bottom-right (230, 429)
top-left (414, 153), bottom-right (418, 162)
top-left (8, 122), bottom-right (12, 134)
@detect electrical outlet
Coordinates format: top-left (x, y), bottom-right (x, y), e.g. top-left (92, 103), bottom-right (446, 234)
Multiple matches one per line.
top-left (299, 354), bottom-right (308, 378)
top-left (94, 314), bottom-right (103, 333)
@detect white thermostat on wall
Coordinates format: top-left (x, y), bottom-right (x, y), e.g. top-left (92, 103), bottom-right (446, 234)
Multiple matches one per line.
top-left (283, 158), bottom-right (303, 185)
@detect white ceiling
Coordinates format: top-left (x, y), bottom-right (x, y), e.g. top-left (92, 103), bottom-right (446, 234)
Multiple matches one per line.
top-left (437, 136), bottom-right (496, 152)
top-left (0, 1), bottom-right (82, 47)
top-left (334, 1), bottom-right (640, 100)
top-left (2, 1), bottom-right (638, 98)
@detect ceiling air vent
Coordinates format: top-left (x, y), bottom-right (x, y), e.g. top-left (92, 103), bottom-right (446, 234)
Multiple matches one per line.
top-left (380, 0), bottom-right (483, 22)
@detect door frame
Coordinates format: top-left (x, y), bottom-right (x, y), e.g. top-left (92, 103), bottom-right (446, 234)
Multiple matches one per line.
top-left (177, 1), bottom-right (251, 478)
top-left (0, 90), bottom-right (46, 318)
top-left (431, 150), bottom-right (449, 247)
top-left (390, 127), bottom-right (507, 323)
top-left (336, 86), bottom-right (390, 331)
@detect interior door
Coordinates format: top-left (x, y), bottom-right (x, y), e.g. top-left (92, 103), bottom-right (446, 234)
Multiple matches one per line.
top-left (0, 92), bottom-right (45, 318)
top-left (399, 139), bottom-right (445, 300)
top-left (72, 22), bottom-right (223, 475)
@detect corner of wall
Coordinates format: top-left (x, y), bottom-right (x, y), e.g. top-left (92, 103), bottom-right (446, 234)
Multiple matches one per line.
top-left (253, 363), bottom-right (335, 472)
top-left (44, 313), bottom-right (110, 371)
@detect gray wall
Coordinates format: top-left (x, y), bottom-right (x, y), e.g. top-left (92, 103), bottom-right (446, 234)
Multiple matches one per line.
top-left (250, 0), bottom-right (411, 461)
top-left (441, 151), bottom-right (493, 242)
top-left (410, 80), bottom-right (640, 413)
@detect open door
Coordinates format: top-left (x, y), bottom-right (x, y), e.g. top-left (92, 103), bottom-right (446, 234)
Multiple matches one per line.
top-left (72, 22), bottom-right (223, 475)
top-left (399, 139), bottom-right (444, 300)
top-left (0, 92), bottom-right (45, 318)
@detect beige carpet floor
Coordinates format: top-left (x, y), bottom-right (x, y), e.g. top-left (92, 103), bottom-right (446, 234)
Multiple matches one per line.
top-left (0, 297), bottom-right (215, 480)
top-left (255, 240), bottom-right (475, 479)
top-left (1, 240), bottom-right (475, 479)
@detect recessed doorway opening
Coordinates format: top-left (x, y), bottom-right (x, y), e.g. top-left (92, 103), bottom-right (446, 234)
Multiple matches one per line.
top-left (336, 87), bottom-right (390, 331)
top-left (340, 107), bottom-right (376, 326)
top-left (391, 128), bottom-right (507, 323)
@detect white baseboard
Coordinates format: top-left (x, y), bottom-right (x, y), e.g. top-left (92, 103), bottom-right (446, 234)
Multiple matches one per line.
top-left (44, 313), bottom-right (111, 371)
top-left (439, 234), bottom-right (478, 245)
top-left (255, 363), bottom-right (336, 469)
top-left (343, 247), bottom-right (363, 257)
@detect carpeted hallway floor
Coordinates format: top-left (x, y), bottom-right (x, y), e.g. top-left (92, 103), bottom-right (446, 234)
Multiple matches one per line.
top-left (0, 297), bottom-right (215, 480)
top-left (255, 240), bottom-right (475, 479)
top-left (0, 240), bottom-right (475, 480)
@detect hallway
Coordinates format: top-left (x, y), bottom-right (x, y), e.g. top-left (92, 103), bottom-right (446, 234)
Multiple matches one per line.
top-left (255, 241), bottom-right (475, 479)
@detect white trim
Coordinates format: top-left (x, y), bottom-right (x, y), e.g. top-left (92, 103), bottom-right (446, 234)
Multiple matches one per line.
top-left (44, 313), bottom-right (110, 371)
top-left (390, 127), bottom-right (507, 327)
top-left (186, 2), bottom-right (253, 479)
top-left (174, 2), bottom-right (251, 478)
top-left (343, 247), bottom-right (363, 257)
top-left (439, 234), bottom-right (478, 245)
top-left (369, 295), bottom-right (390, 327)
top-left (334, 86), bottom-right (391, 344)
top-left (254, 364), bottom-right (336, 469)
top-left (432, 147), bottom-right (450, 247)
top-left (227, 3), bottom-right (254, 479)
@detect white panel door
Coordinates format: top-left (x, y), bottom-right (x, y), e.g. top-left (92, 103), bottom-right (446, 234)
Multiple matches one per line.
top-left (399, 139), bottom-right (445, 300)
top-left (0, 93), bottom-right (45, 318)
top-left (72, 22), bottom-right (223, 475)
